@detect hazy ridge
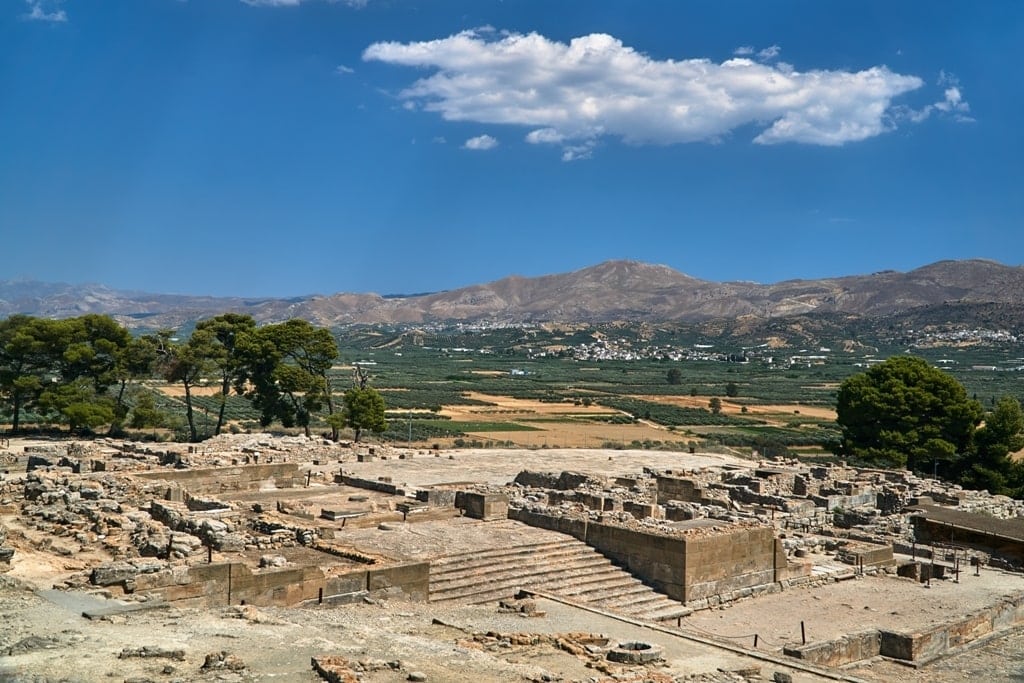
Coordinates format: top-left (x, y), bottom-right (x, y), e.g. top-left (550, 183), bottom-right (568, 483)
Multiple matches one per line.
top-left (2, 259), bottom-right (1023, 329)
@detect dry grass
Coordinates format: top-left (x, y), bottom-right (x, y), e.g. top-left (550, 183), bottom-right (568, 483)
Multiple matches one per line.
top-left (635, 394), bottom-right (836, 421)
top-left (747, 404), bottom-right (837, 420)
top-left (444, 392), bottom-right (619, 417)
top-left (458, 421), bottom-right (687, 448)
top-left (436, 392), bottom-right (692, 448)
top-left (434, 390), bottom-right (837, 447)
top-left (158, 384), bottom-right (222, 397)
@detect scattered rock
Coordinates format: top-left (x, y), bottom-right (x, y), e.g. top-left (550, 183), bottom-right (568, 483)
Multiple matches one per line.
top-left (5, 634), bottom-right (63, 656)
top-left (201, 650), bottom-right (246, 671)
top-left (118, 646), bottom-right (187, 661)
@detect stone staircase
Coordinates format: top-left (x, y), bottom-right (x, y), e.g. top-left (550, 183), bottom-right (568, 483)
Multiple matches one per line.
top-left (428, 522), bottom-right (690, 623)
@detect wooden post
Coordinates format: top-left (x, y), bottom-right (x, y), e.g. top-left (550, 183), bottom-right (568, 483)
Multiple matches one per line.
top-left (801, 621), bottom-right (806, 645)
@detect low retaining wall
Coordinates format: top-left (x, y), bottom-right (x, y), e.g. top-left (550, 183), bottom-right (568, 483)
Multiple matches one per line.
top-left (879, 591), bottom-right (1024, 663)
top-left (121, 560), bottom-right (429, 608)
top-left (783, 630), bottom-right (880, 668)
top-left (134, 463), bottom-right (299, 493)
top-left (509, 507), bottom-right (587, 541)
top-left (785, 591), bottom-right (1024, 666)
top-left (340, 475), bottom-right (406, 496)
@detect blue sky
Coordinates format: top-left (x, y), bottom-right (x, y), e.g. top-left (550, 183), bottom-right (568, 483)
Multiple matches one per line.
top-left (2, 1), bottom-right (1021, 297)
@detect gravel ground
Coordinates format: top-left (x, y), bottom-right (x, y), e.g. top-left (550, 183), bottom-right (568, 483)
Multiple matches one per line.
top-left (0, 576), bottom-right (832, 683)
top-left (339, 448), bottom-right (751, 488)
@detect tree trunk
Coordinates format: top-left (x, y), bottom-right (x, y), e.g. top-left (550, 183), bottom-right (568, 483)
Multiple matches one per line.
top-left (116, 379), bottom-right (128, 412)
top-left (215, 377), bottom-right (229, 436)
top-left (353, 426), bottom-right (362, 443)
top-left (324, 375), bottom-right (338, 441)
top-left (183, 380), bottom-right (198, 442)
top-left (11, 393), bottom-right (21, 434)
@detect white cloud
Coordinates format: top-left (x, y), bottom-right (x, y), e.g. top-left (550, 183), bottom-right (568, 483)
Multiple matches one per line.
top-left (525, 128), bottom-right (566, 144)
top-left (932, 74), bottom-right (972, 121)
top-left (757, 44), bottom-right (781, 61)
top-left (892, 71), bottom-right (973, 124)
top-left (561, 141), bottom-right (596, 162)
top-left (463, 134), bottom-right (498, 151)
top-left (336, 64), bottom-right (355, 74)
top-left (24, 0), bottom-right (66, 22)
top-left (733, 46), bottom-right (755, 56)
top-left (364, 30), bottom-right (926, 156)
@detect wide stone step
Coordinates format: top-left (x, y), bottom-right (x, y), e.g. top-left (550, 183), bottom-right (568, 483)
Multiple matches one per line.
top-left (431, 551), bottom-right (609, 586)
top-left (587, 585), bottom-right (664, 608)
top-left (424, 522), bottom-right (693, 625)
top-left (630, 602), bottom-right (693, 622)
top-left (430, 558), bottom-right (617, 600)
top-left (430, 546), bottom-right (603, 584)
top-left (548, 573), bottom-right (643, 597)
top-left (430, 579), bottom-right (535, 605)
top-left (431, 539), bottom-right (580, 568)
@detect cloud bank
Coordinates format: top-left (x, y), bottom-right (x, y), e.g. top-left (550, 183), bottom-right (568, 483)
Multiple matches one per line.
top-left (364, 29), bottom-right (944, 158)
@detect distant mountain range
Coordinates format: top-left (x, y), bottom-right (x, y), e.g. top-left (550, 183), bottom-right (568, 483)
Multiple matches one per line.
top-left (2, 259), bottom-right (1023, 330)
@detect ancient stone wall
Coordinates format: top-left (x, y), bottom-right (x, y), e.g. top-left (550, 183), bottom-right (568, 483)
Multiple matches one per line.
top-left (681, 526), bottom-right (779, 602)
top-left (458, 492), bottom-right (509, 520)
top-left (654, 475), bottom-right (703, 505)
top-left (134, 463), bottom-right (299, 493)
top-left (508, 508), bottom-right (587, 541)
top-left (124, 560), bottom-right (429, 608)
top-left (783, 630), bottom-right (880, 667)
top-left (584, 522), bottom-right (689, 601)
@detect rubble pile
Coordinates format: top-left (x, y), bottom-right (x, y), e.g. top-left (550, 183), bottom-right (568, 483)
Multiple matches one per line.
top-left (16, 471), bottom-right (154, 559)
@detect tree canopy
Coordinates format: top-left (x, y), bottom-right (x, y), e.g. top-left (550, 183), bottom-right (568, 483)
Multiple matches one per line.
top-left (234, 319), bottom-right (339, 438)
top-left (956, 395), bottom-right (1024, 496)
top-left (0, 313), bottom-right (364, 442)
top-left (0, 315), bottom-right (132, 434)
top-left (835, 356), bottom-right (984, 473)
top-left (341, 386), bottom-right (387, 443)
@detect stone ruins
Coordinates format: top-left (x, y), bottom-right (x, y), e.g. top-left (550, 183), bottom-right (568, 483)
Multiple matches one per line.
top-left (2, 434), bottom-right (1024, 681)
